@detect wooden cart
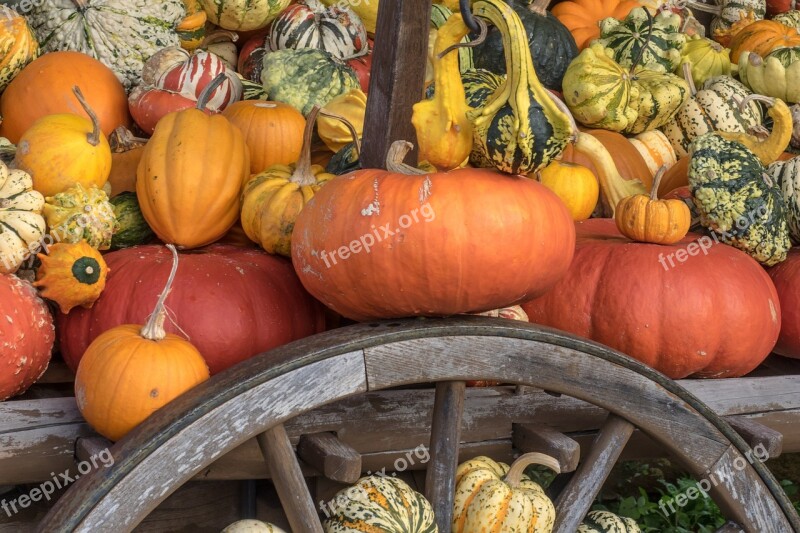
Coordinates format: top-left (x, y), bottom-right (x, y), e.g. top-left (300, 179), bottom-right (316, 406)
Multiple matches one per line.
top-left (2, 1), bottom-right (800, 532)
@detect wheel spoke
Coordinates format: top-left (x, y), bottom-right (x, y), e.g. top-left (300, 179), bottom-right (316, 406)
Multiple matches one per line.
top-left (256, 424), bottom-right (323, 533)
top-left (553, 413), bottom-right (635, 533)
top-left (425, 380), bottom-right (466, 533)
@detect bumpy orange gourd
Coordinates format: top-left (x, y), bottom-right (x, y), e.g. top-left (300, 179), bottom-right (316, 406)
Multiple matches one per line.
top-left (615, 167), bottom-right (691, 244)
top-left (33, 241), bottom-right (108, 314)
top-left (536, 160), bottom-right (599, 221)
top-left (74, 245), bottom-right (209, 442)
top-left (222, 100), bottom-right (305, 174)
top-left (14, 87), bottom-right (112, 198)
top-left (729, 19), bottom-right (800, 60)
top-left (552, 0), bottom-right (641, 50)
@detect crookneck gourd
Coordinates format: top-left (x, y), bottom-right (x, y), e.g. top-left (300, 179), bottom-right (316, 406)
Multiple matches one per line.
top-left (597, 7), bottom-right (687, 72)
top-left (688, 133), bottom-right (791, 266)
top-left (717, 94), bottom-right (792, 165)
top-left (467, 0), bottom-right (574, 174)
top-left (738, 48), bottom-right (800, 104)
top-left (412, 13), bottom-right (473, 171)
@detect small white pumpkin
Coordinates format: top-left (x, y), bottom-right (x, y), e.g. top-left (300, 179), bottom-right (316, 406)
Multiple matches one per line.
top-left (0, 162), bottom-right (45, 273)
top-left (221, 519), bottom-right (287, 532)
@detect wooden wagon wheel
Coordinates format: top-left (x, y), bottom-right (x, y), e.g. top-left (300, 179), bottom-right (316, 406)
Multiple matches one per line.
top-left (37, 318), bottom-right (800, 532)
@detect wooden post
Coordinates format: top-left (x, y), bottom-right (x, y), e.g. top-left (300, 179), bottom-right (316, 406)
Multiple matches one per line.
top-left (361, 0), bottom-right (432, 168)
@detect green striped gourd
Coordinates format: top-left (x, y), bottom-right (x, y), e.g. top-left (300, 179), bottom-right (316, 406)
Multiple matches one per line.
top-left (688, 133), bottom-right (791, 266)
top-left (686, 0), bottom-right (766, 34)
top-left (598, 7), bottom-right (686, 73)
top-left (323, 475), bottom-right (437, 532)
top-left (677, 35), bottom-right (732, 88)
top-left (738, 48), bottom-right (800, 103)
top-left (578, 510), bottom-right (641, 532)
top-left (774, 9), bottom-right (800, 30)
top-left (467, 0), bottom-right (575, 174)
top-left (28, 0), bottom-right (184, 90)
top-left (768, 156), bottom-right (800, 241)
top-left (661, 70), bottom-right (762, 158)
top-left (199, 0), bottom-right (290, 31)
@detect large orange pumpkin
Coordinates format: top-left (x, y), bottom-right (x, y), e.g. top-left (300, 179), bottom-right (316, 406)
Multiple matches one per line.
top-left (0, 51), bottom-right (130, 143)
top-left (291, 142), bottom-right (576, 321)
top-left (523, 218), bottom-right (781, 379)
top-left (729, 20), bottom-right (800, 60)
top-left (768, 248), bottom-right (800, 359)
top-left (657, 157), bottom-right (688, 197)
top-left (551, 0), bottom-right (641, 50)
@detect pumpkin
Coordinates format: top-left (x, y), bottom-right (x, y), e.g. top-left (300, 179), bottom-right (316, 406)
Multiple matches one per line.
top-left (323, 475), bottom-right (437, 532)
top-left (14, 87), bottom-right (112, 198)
top-left (136, 82), bottom-right (250, 249)
top-left (75, 245), bottom-right (210, 442)
top-left (717, 94), bottom-right (793, 165)
top-left (536, 160), bottom-right (599, 221)
top-left (598, 7), bottom-right (687, 73)
top-left (0, 6), bottom-right (39, 93)
top-left (678, 35), bottom-right (732, 87)
top-left (578, 511), bottom-right (641, 532)
top-left (661, 69), bottom-right (763, 158)
top-left (615, 167), bottom-right (691, 244)
top-left (240, 105), bottom-right (335, 256)
top-left (711, 9), bottom-right (759, 48)
top-left (268, 0), bottom-right (368, 60)
top-left (453, 452), bottom-right (559, 532)
top-left (774, 9), bottom-right (800, 29)
top-left (318, 89), bottom-right (366, 153)
top-left (688, 133), bottom-right (791, 266)
top-left (551, 0), bottom-right (641, 50)
top-left (291, 141), bottom-right (576, 321)
top-left (28, 0), bottom-right (184, 90)
top-left (223, 100), bottom-right (306, 174)
top-left (320, 0), bottom-right (379, 34)
top-left (729, 19), bottom-right (800, 60)
top-left (33, 240), bottom-right (108, 314)
top-left (412, 14), bottom-right (473, 172)
top-left (629, 130), bottom-right (677, 175)
top-left (177, 0), bottom-right (208, 51)
top-left (0, 274), bottom-right (54, 400)
top-left (0, 51), bottom-right (130, 144)
top-left (109, 192), bottom-right (154, 250)
top-left (260, 48), bottom-right (361, 115)
top-left (768, 249), bottom-right (800, 358)
top-left (43, 183), bottom-right (117, 251)
top-left (223, 520), bottom-right (287, 532)
top-left (768, 0), bottom-right (798, 15)
top-left (685, 0), bottom-right (765, 35)
top-left (471, 0), bottom-right (579, 91)
top-left (523, 218), bottom-right (781, 378)
top-left (127, 86), bottom-right (198, 137)
top-left (107, 127), bottom-right (146, 196)
top-left (657, 156), bottom-right (689, 196)
top-left (768, 155), bottom-right (800, 241)
top-left (0, 163), bottom-right (45, 274)
top-left (199, 0), bottom-right (290, 31)
top-left (738, 49), bottom-right (800, 103)
top-left (467, 0), bottom-right (575, 174)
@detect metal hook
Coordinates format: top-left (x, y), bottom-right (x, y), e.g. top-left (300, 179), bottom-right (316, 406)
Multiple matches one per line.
top-left (460, 0), bottom-right (481, 33)
top-left (437, 16), bottom-right (488, 59)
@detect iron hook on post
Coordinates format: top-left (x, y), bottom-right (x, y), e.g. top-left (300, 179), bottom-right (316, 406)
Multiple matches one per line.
top-left (460, 0), bottom-right (481, 33)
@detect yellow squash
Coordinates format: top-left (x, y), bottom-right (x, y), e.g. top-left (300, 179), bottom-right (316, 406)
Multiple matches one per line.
top-left (718, 94), bottom-right (793, 165)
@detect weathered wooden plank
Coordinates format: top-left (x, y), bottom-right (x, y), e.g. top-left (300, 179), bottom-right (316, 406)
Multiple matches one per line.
top-left (553, 415), bottom-right (635, 533)
top-left (74, 437), bottom-right (113, 465)
top-left (297, 432), bottom-right (361, 484)
top-left (0, 398), bottom-right (82, 433)
top-left (723, 416), bottom-right (782, 458)
top-left (513, 424), bottom-right (580, 472)
top-left (681, 375), bottom-right (800, 414)
top-left (425, 381), bottom-right (465, 531)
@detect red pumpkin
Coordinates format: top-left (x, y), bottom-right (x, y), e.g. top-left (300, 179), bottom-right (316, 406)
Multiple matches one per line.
top-left (291, 153), bottom-right (576, 321)
top-left (0, 274), bottom-right (54, 400)
top-left (58, 244), bottom-right (326, 374)
top-left (768, 248), bottom-right (800, 358)
top-left (128, 86), bottom-right (198, 135)
top-left (522, 218), bottom-right (780, 379)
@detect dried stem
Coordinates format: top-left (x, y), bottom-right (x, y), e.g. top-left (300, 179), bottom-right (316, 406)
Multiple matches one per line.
top-left (140, 244), bottom-right (179, 342)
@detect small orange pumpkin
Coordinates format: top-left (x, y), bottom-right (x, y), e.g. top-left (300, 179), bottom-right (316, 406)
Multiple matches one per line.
top-left (33, 240), bottom-right (108, 314)
top-left (552, 0), bottom-right (641, 50)
top-left (615, 167), bottom-right (691, 244)
top-left (536, 160), bottom-right (599, 221)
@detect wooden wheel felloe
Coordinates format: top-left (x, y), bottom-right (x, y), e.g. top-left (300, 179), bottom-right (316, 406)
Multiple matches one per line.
top-left (37, 317), bottom-right (800, 532)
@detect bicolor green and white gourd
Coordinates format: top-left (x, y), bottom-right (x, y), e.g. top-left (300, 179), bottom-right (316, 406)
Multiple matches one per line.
top-left (598, 7), bottom-right (686, 73)
top-left (268, 0), bottom-right (368, 60)
top-left (774, 10), bottom-right (800, 31)
top-left (431, 3), bottom-right (474, 73)
top-left (109, 192), bottom-right (154, 250)
top-left (467, 0), bottom-right (575, 174)
top-left (768, 156), bottom-right (800, 242)
top-left (738, 48), bottom-right (800, 103)
top-left (260, 48), bottom-right (360, 115)
top-left (678, 35), bottom-right (731, 87)
top-left (29, 0), bottom-right (185, 90)
top-left (688, 133), bottom-right (791, 265)
top-left (686, 0), bottom-right (765, 34)
top-left (199, 0), bottom-right (290, 31)
top-left (578, 510), bottom-right (641, 532)
top-left (661, 74), bottom-right (762, 158)
top-left (322, 475), bottom-right (438, 533)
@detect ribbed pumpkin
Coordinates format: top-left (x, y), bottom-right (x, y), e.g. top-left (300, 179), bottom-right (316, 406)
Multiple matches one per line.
top-left (75, 245), bottom-right (210, 442)
top-left (551, 0), bottom-right (641, 50)
top-left (738, 49), bottom-right (800, 103)
top-left (453, 453), bottom-right (559, 532)
top-left (323, 475), bottom-right (437, 532)
top-left (199, 0), bottom-right (290, 31)
top-left (0, 51), bottom-right (130, 144)
top-left (0, 163), bottom-right (45, 274)
top-left (0, 274), bottom-right (54, 400)
top-left (523, 218), bottom-right (781, 378)
top-left (629, 130), bottom-right (677, 175)
top-left (43, 184), bottom-right (117, 251)
top-left (597, 7), bottom-right (686, 72)
top-left (768, 248), bottom-right (800, 359)
top-left (223, 100), bottom-right (306, 174)
top-left (14, 87), bottom-right (112, 198)
top-left (291, 141), bottom-right (576, 321)
top-left (58, 244), bottom-right (325, 374)
top-left (615, 167), bottom-right (691, 244)
top-left (240, 106), bottom-right (335, 256)
top-left (0, 6), bottom-right (39, 93)
top-left (136, 85), bottom-right (250, 249)
top-left (729, 19), bottom-right (800, 60)
top-left (33, 241), bottom-right (108, 314)
top-left (678, 35), bottom-right (732, 87)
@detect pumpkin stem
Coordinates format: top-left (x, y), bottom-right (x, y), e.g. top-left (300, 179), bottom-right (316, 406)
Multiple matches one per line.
top-left (319, 109), bottom-right (361, 157)
top-left (386, 141), bottom-right (428, 175)
top-left (109, 126), bottom-right (147, 153)
top-left (736, 93), bottom-right (773, 112)
top-left (681, 62), bottom-right (697, 96)
top-left (200, 29), bottom-right (238, 48)
top-left (629, 8), bottom-right (656, 75)
top-left (289, 105), bottom-right (320, 186)
top-left (685, 0), bottom-right (722, 15)
top-left (503, 452), bottom-right (561, 489)
top-left (140, 244), bottom-right (179, 342)
top-left (196, 73), bottom-right (229, 111)
top-left (437, 16), bottom-right (487, 58)
top-left (650, 165), bottom-right (667, 200)
top-left (528, 0), bottom-right (552, 16)
top-left (72, 86), bottom-right (101, 147)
